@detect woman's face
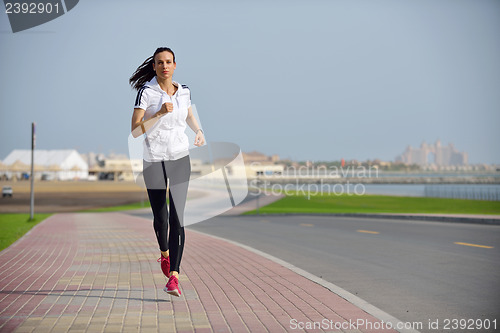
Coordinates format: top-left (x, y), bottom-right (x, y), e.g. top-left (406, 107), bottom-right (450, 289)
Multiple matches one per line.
top-left (153, 51), bottom-right (176, 80)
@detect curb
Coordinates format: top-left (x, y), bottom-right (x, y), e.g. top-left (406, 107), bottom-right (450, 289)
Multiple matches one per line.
top-left (189, 228), bottom-right (421, 333)
top-left (240, 212), bottom-right (500, 226)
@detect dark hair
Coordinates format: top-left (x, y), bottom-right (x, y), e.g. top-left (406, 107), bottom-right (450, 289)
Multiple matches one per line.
top-left (129, 47), bottom-right (176, 90)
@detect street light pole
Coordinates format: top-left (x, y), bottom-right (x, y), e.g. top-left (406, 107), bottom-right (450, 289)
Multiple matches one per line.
top-left (29, 122), bottom-right (35, 221)
top-left (256, 173), bottom-right (260, 215)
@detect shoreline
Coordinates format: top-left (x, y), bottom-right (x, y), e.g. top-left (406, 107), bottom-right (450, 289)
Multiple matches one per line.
top-left (256, 176), bottom-right (500, 184)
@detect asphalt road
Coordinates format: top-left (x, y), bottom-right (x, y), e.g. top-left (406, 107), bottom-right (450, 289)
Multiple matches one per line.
top-left (128, 210), bottom-right (500, 332)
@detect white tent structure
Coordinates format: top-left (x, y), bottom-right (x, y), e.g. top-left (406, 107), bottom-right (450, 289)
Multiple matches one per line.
top-left (2, 150), bottom-right (89, 180)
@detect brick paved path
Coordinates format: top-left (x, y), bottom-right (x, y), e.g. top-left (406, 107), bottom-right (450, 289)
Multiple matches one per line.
top-left (0, 213), bottom-right (398, 332)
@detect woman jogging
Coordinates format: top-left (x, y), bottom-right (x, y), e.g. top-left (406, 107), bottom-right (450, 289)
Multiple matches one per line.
top-left (129, 47), bottom-right (205, 297)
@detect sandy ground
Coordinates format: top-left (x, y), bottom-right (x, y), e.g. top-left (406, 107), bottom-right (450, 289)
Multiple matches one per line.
top-left (0, 181), bottom-right (148, 213)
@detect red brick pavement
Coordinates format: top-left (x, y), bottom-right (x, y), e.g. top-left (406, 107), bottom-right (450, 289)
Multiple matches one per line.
top-left (0, 213), bottom-right (399, 332)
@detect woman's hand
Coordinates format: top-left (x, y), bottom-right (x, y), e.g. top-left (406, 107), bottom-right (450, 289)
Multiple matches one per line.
top-left (155, 102), bottom-right (173, 117)
top-left (186, 106), bottom-right (205, 146)
top-left (194, 130), bottom-right (205, 147)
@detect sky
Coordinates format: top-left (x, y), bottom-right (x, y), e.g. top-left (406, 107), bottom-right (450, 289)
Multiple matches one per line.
top-left (1, 0), bottom-right (499, 164)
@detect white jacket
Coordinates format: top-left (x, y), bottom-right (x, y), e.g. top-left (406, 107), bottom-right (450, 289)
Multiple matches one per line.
top-left (134, 77), bottom-right (191, 161)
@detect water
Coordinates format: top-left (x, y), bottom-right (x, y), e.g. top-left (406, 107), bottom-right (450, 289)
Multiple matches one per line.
top-left (377, 173), bottom-right (500, 179)
top-left (282, 169), bottom-right (500, 179)
top-left (274, 183), bottom-right (500, 201)
top-left (346, 184), bottom-right (500, 201)
top-left (275, 170), bottom-right (500, 200)
top-left (423, 184), bottom-right (500, 201)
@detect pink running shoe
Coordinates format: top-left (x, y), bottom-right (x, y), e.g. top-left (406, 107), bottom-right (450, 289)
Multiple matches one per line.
top-left (157, 255), bottom-right (170, 278)
top-left (164, 275), bottom-right (181, 297)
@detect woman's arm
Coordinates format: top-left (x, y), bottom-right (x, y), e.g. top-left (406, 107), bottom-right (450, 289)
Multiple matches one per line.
top-left (131, 108), bottom-right (147, 138)
top-left (131, 103), bottom-right (173, 138)
top-left (186, 106), bottom-right (205, 146)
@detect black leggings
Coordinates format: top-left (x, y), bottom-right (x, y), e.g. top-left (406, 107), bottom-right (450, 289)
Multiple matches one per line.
top-left (143, 155), bottom-right (190, 273)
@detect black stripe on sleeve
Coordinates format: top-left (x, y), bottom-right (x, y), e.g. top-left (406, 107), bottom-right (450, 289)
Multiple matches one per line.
top-left (135, 86), bottom-right (147, 107)
top-left (181, 84), bottom-right (191, 101)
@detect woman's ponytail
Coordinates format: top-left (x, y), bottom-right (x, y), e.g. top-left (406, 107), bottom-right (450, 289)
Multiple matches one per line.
top-left (129, 47), bottom-right (176, 90)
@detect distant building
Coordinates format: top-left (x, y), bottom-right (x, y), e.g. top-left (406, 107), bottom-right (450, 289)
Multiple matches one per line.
top-left (2, 149), bottom-right (88, 180)
top-left (241, 151), bottom-right (283, 177)
top-left (242, 151), bottom-right (279, 164)
top-left (395, 140), bottom-right (468, 166)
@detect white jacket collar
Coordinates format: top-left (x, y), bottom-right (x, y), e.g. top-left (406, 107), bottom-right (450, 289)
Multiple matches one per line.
top-left (145, 76), bottom-right (183, 93)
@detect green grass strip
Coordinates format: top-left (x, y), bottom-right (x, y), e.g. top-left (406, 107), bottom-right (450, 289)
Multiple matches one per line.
top-left (0, 213), bottom-right (52, 252)
top-left (244, 193), bottom-right (500, 215)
